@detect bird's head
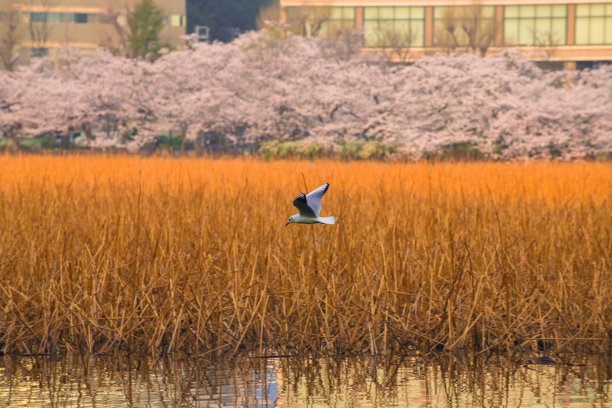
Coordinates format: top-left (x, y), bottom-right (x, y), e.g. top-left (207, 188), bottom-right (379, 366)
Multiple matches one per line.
top-left (285, 215), bottom-right (297, 226)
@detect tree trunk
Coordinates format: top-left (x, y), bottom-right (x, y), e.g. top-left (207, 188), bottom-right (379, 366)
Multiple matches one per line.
top-left (180, 135), bottom-right (187, 156)
top-left (60, 134), bottom-right (70, 150)
top-left (83, 123), bottom-right (94, 151)
top-left (168, 130), bottom-right (173, 155)
top-left (194, 132), bottom-right (203, 156)
top-left (6, 127), bottom-right (19, 152)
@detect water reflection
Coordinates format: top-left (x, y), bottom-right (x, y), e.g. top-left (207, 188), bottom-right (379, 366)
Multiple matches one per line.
top-left (0, 352), bottom-right (609, 407)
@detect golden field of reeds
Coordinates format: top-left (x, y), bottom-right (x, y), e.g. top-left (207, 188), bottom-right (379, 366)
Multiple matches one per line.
top-left (0, 155), bottom-right (609, 356)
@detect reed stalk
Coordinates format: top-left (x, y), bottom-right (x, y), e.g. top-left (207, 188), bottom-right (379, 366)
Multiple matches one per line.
top-left (0, 155), bottom-right (609, 356)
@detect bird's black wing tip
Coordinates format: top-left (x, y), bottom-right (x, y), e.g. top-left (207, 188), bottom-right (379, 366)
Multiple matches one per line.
top-left (293, 193), bottom-right (308, 204)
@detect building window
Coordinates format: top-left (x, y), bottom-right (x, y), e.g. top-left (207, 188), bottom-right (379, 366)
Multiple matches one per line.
top-left (285, 7), bottom-right (355, 37)
top-left (117, 14), bottom-right (127, 26)
top-left (73, 13), bottom-right (88, 23)
top-left (99, 14), bottom-right (115, 24)
top-left (29, 12), bottom-right (97, 24)
top-left (30, 12), bottom-right (47, 23)
top-left (576, 4), bottom-right (612, 45)
top-left (169, 14), bottom-right (185, 27)
top-left (363, 6), bottom-right (425, 47)
top-left (504, 5), bottom-right (567, 46)
top-left (47, 13), bottom-right (65, 23)
top-left (30, 47), bottom-right (48, 57)
top-left (0, 9), bottom-right (20, 23)
top-left (434, 6), bottom-right (496, 48)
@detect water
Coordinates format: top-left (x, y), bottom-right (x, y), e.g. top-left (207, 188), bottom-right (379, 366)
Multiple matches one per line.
top-left (0, 352), bottom-right (609, 407)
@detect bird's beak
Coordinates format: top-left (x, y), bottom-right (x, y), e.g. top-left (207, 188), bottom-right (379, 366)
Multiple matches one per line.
top-left (285, 221), bottom-right (290, 227)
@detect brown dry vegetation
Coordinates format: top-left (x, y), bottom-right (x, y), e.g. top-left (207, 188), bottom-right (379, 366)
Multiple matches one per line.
top-left (0, 156), bottom-right (609, 356)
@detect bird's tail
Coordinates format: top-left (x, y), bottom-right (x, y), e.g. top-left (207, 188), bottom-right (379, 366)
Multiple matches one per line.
top-left (318, 216), bottom-right (335, 225)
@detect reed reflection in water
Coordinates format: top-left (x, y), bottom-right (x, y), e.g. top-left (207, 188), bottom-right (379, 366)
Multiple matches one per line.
top-left (0, 353), bottom-right (609, 407)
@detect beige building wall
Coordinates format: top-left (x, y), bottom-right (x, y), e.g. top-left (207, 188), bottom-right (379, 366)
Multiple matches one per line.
top-left (0, 0), bottom-right (186, 54)
top-left (282, 0), bottom-right (612, 5)
top-left (280, 0), bottom-right (612, 64)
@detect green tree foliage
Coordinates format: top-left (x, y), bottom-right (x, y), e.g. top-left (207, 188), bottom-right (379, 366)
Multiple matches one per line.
top-left (187, 0), bottom-right (275, 42)
top-left (128, 0), bottom-right (170, 60)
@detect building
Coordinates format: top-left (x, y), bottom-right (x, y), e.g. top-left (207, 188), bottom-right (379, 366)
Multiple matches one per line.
top-left (0, 0), bottom-right (185, 58)
top-left (279, 0), bottom-right (612, 69)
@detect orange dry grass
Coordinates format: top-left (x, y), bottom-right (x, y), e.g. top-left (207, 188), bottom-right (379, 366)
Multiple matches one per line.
top-left (0, 155), bottom-right (609, 355)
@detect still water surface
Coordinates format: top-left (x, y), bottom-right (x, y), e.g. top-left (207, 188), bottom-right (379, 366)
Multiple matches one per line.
top-left (0, 353), bottom-right (609, 407)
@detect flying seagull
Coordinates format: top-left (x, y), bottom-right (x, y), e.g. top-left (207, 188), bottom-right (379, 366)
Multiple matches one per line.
top-left (286, 183), bottom-right (335, 226)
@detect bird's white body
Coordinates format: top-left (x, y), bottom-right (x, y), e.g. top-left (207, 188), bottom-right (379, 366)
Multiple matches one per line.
top-left (288, 214), bottom-right (335, 225)
top-left (286, 183), bottom-right (335, 226)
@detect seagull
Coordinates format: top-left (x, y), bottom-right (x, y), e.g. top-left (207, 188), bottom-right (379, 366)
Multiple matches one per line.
top-left (286, 183), bottom-right (335, 226)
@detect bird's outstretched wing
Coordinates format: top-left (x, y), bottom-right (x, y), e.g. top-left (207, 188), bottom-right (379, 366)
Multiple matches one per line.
top-left (305, 183), bottom-right (329, 217)
top-left (292, 193), bottom-right (317, 217)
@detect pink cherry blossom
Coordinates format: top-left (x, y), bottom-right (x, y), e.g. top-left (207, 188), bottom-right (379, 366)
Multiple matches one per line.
top-left (0, 30), bottom-right (610, 160)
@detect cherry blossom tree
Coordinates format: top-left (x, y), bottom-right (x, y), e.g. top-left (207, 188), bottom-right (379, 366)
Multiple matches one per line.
top-left (0, 28), bottom-right (610, 160)
top-left (0, 72), bottom-right (24, 149)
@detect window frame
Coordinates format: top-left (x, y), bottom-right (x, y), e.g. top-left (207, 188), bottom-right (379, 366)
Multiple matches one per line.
top-left (503, 4), bottom-right (568, 46)
top-left (285, 6), bottom-right (356, 37)
top-left (433, 5), bottom-right (496, 48)
top-left (363, 6), bottom-right (425, 48)
top-left (575, 3), bottom-right (612, 45)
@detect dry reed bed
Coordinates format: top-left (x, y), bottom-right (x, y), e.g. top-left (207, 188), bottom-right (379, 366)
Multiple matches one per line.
top-left (0, 156), bottom-right (609, 356)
